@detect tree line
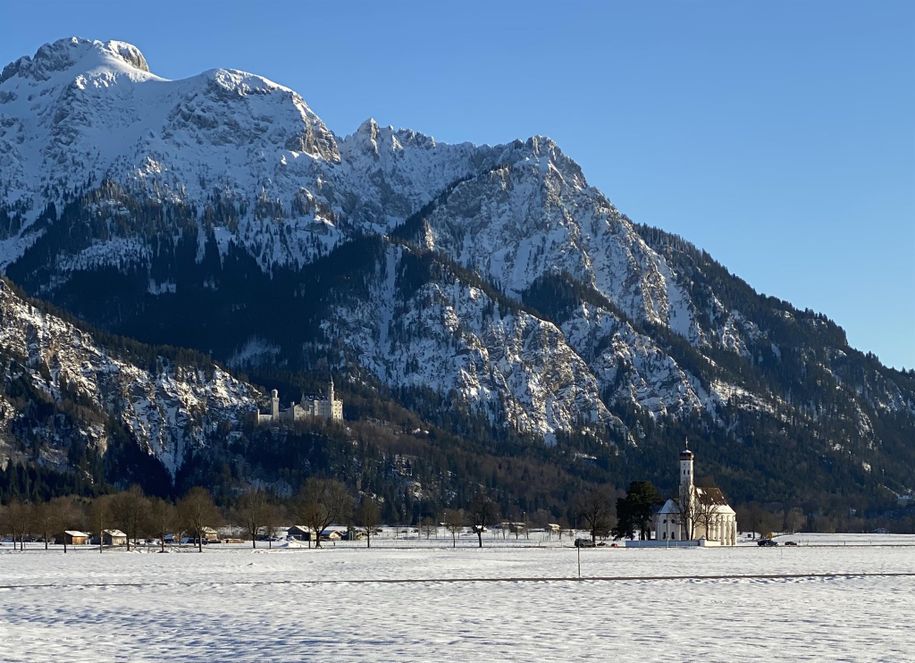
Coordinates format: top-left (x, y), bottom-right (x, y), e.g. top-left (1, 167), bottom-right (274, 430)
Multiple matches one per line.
top-left (5, 475), bottom-right (902, 554)
top-left (0, 480), bottom-right (618, 552)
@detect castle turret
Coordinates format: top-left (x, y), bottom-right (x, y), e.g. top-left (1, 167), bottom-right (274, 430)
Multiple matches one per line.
top-left (328, 377), bottom-right (335, 403)
top-left (271, 388), bottom-right (279, 419)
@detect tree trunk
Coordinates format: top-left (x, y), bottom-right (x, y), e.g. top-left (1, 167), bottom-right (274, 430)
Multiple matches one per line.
top-left (366, 532), bottom-right (371, 549)
top-left (477, 530), bottom-right (482, 548)
top-left (452, 532), bottom-right (456, 548)
top-left (197, 530), bottom-right (203, 553)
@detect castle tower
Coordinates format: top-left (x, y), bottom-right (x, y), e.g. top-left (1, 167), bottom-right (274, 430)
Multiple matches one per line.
top-left (271, 388), bottom-right (279, 419)
top-left (328, 377), bottom-right (335, 403)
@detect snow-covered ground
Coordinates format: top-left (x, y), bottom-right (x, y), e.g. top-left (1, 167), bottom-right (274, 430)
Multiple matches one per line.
top-left (1, 536), bottom-right (913, 661)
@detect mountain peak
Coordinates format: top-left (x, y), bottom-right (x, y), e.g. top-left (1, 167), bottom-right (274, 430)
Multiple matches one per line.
top-left (0, 37), bottom-right (150, 85)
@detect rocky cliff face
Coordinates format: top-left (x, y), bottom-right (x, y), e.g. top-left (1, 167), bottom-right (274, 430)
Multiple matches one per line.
top-left (0, 279), bottom-right (259, 477)
top-left (1, 38), bottom-right (913, 501)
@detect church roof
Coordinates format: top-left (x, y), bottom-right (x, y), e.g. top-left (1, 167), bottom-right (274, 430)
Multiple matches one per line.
top-left (697, 487), bottom-right (736, 515)
top-left (657, 498), bottom-right (679, 515)
top-left (654, 488), bottom-right (735, 516)
top-left (696, 486), bottom-right (729, 506)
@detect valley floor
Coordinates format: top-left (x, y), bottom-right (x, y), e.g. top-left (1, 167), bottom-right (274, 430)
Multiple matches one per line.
top-left (1, 535), bottom-right (913, 662)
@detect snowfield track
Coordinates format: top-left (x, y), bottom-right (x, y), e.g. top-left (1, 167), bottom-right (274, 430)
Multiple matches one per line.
top-left (2, 570), bottom-right (915, 591)
top-left (2, 540), bottom-right (914, 662)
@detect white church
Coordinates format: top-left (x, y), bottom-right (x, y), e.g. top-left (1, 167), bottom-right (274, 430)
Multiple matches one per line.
top-left (256, 378), bottom-right (343, 425)
top-left (654, 443), bottom-right (738, 546)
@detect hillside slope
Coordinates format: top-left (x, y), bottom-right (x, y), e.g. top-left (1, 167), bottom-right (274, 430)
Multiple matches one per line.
top-left (1, 38), bottom-right (913, 510)
top-left (0, 278), bottom-right (259, 487)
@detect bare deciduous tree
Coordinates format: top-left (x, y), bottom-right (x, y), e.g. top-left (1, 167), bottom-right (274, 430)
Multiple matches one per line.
top-left (469, 495), bottom-right (498, 548)
top-left (674, 484), bottom-right (700, 541)
top-left (1, 500), bottom-right (31, 550)
top-left (90, 494), bottom-right (114, 553)
top-left (783, 507), bottom-right (806, 534)
top-left (444, 509), bottom-right (464, 548)
top-left (263, 500), bottom-right (285, 549)
top-left (694, 492), bottom-right (718, 541)
top-left (576, 486), bottom-right (614, 545)
top-left (234, 489), bottom-right (271, 549)
top-left (177, 487), bottom-right (222, 552)
top-left (356, 497), bottom-right (380, 549)
top-left (294, 478), bottom-right (352, 549)
top-left (30, 501), bottom-right (60, 551)
top-left (49, 496), bottom-right (82, 553)
top-left (147, 498), bottom-right (177, 552)
top-left (420, 516), bottom-right (437, 540)
top-left (110, 485), bottom-right (150, 551)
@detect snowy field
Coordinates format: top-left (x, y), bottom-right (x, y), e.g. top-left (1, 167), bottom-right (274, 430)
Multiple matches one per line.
top-left (2, 535), bottom-right (914, 662)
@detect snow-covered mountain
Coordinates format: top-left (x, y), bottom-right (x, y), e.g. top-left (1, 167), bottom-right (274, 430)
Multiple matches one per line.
top-left (0, 38), bottom-right (694, 331)
top-left (1, 38), bottom-right (913, 501)
top-left (0, 278), bottom-right (258, 477)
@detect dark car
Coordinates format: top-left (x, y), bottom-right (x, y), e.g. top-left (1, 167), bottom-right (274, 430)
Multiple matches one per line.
top-left (757, 539), bottom-right (778, 546)
top-left (574, 538), bottom-right (596, 548)
top-left (784, 541), bottom-right (798, 546)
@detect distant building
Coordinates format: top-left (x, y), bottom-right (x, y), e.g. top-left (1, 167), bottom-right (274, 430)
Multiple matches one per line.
top-left (56, 530), bottom-right (89, 546)
top-left (101, 529), bottom-right (127, 546)
top-left (287, 525), bottom-right (312, 541)
top-left (256, 378), bottom-right (343, 425)
top-left (201, 527), bottom-right (220, 543)
top-left (655, 443), bottom-right (737, 546)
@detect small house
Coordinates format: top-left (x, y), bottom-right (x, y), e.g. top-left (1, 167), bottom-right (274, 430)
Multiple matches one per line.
top-left (201, 527), bottom-right (220, 543)
top-left (287, 525), bottom-right (312, 541)
top-left (102, 529), bottom-right (127, 546)
top-left (56, 530), bottom-right (90, 546)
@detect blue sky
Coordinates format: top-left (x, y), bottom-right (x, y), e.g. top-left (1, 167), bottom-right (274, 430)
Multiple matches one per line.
top-left (3, 1), bottom-right (913, 368)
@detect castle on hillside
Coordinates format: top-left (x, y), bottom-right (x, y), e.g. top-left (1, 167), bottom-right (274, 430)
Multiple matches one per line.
top-left (256, 378), bottom-right (343, 425)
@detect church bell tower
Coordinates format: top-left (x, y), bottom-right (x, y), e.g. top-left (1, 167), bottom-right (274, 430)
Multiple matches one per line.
top-left (679, 439), bottom-right (694, 490)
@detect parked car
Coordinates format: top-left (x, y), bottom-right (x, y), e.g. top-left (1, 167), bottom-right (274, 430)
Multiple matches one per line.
top-left (574, 538), bottom-right (596, 548)
top-left (757, 539), bottom-right (778, 546)
top-left (784, 541), bottom-right (798, 546)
